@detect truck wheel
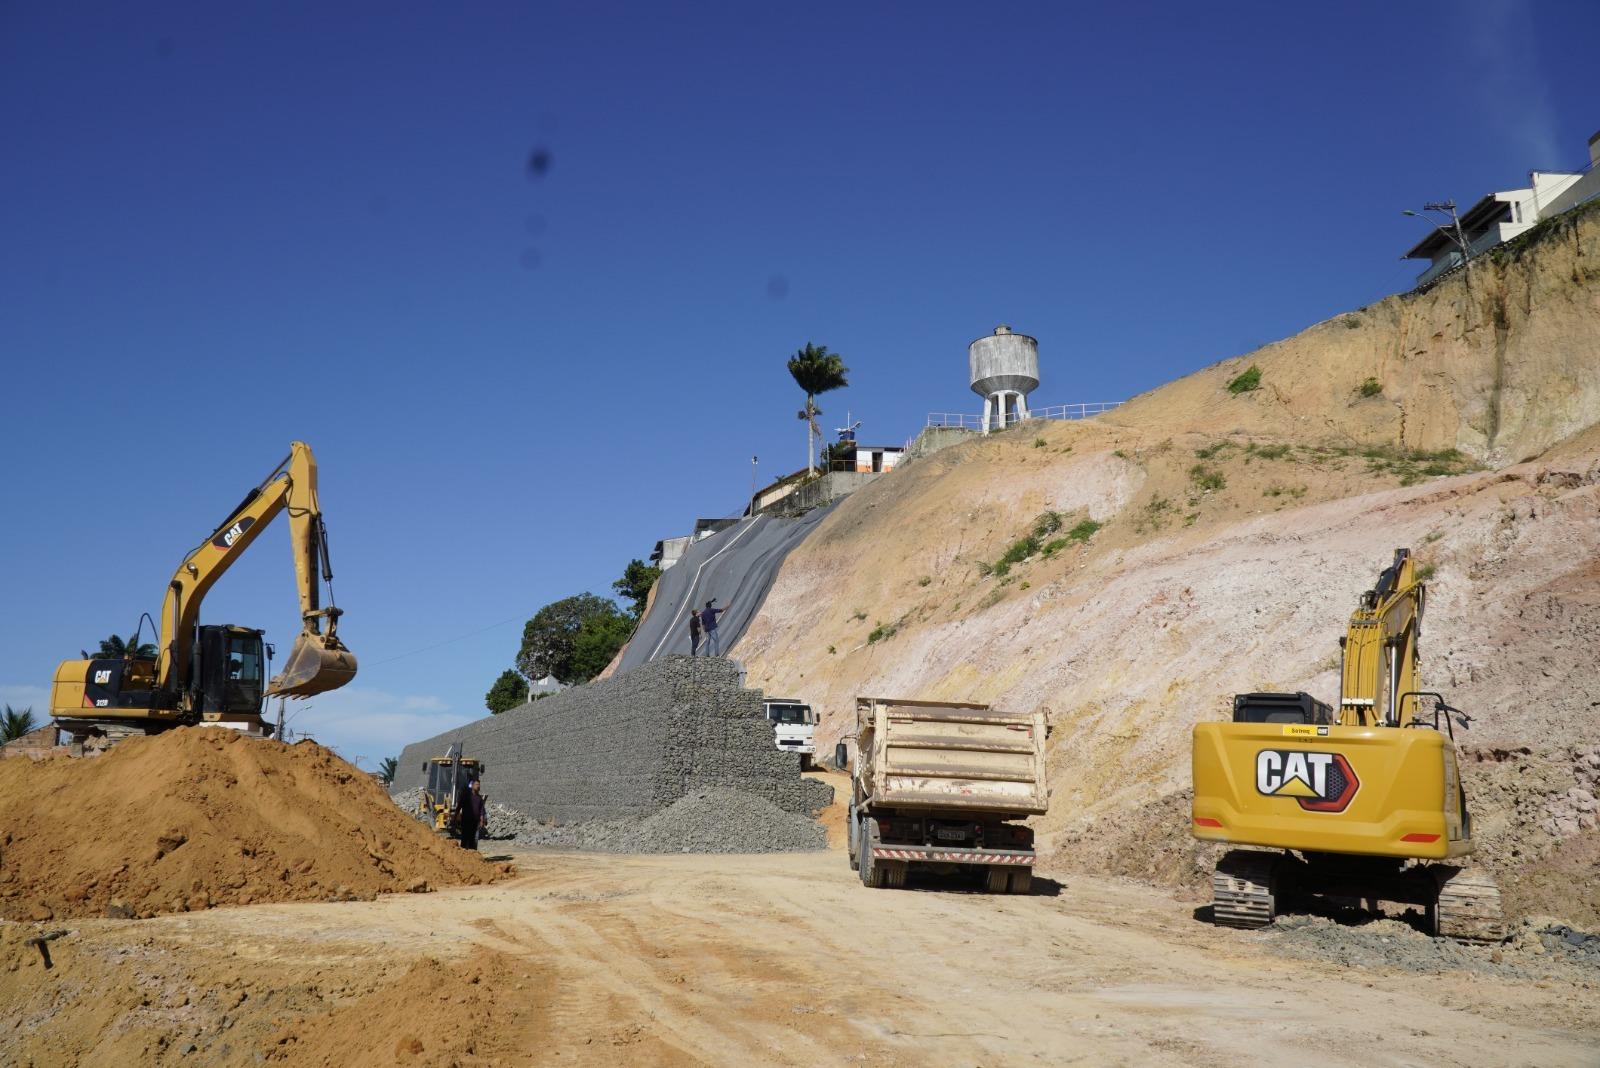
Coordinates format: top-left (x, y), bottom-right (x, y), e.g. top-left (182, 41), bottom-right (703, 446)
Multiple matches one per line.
top-left (847, 803), bottom-right (859, 871)
top-left (858, 819), bottom-right (885, 888)
top-left (1008, 869), bottom-right (1033, 895)
top-left (984, 868), bottom-right (1009, 893)
top-left (885, 861), bottom-right (907, 889)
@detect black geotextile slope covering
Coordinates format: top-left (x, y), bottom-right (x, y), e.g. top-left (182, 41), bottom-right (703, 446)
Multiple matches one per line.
top-left (616, 504), bottom-right (836, 673)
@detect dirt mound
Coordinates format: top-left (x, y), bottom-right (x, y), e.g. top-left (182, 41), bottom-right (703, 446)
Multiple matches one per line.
top-left (263, 950), bottom-right (535, 1066)
top-left (0, 728), bottom-right (501, 921)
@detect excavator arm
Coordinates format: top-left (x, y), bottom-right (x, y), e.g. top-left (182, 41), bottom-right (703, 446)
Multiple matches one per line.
top-left (156, 441), bottom-right (357, 703)
top-left (1338, 548), bottom-right (1423, 727)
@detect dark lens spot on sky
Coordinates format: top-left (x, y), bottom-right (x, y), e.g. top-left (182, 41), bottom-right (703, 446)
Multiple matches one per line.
top-left (526, 147), bottom-right (552, 180)
top-left (520, 248), bottom-right (542, 271)
top-left (766, 274), bottom-right (789, 300)
top-left (524, 213), bottom-right (547, 236)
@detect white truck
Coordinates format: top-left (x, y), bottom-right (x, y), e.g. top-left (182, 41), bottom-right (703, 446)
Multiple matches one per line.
top-left (840, 697), bottom-right (1049, 893)
top-left (763, 697), bottom-right (817, 768)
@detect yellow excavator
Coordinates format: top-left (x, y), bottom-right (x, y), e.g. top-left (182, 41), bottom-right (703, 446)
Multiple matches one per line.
top-left (50, 441), bottom-right (357, 747)
top-left (1192, 548), bottom-right (1504, 940)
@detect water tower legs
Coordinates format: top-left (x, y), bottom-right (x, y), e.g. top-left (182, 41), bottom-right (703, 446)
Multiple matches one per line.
top-left (981, 391), bottom-right (1030, 434)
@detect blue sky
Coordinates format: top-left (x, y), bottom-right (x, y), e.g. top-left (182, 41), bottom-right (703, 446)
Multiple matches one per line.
top-left (3, 1), bottom-right (1596, 764)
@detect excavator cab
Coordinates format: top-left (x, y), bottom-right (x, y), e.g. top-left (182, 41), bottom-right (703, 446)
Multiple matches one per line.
top-left (194, 625), bottom-right (266, 716)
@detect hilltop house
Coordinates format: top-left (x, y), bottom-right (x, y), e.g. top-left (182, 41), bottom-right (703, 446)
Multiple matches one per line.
top-left (1404, 129), bottom-right (1600, 288)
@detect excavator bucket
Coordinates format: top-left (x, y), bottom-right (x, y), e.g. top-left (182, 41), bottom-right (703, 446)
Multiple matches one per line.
top-left (267, 629), bottom-right (358, 698)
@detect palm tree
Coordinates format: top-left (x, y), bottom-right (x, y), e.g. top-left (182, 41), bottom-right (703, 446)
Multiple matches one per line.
top-left (96, 633), bottom-right (159, 660)
top-left (2, 705), bottom-right (37, 743)
top-left (379, 756), bottom-right (399, 785)
top-left (787, 343), bottom-right (850, 475)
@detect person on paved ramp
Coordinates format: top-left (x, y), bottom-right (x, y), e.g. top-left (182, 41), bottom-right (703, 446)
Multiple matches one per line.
top-left (700, 599), bottom-right (729, 656)
top-left (689, 610), bottom-right (702, 656)
top-left (456, 779), bottom-right (487, 851)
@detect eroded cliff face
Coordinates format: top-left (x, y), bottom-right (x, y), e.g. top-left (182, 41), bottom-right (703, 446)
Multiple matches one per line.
top-left (1101, 200), bottom-right (1600, 466)
top-left (735, 203), bottom-right (1600, 923)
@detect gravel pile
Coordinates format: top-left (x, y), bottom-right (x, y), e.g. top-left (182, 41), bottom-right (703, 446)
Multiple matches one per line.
top-left (482, 787), bottom-right (826, 854)
top-left (390, 787), bottom-right (425, 822)
top-left (1262, 914), bottom-right (1600, 979)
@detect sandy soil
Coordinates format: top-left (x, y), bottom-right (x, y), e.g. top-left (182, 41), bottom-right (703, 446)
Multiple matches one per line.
top-left (0, 729), bottom-right (501, 922)
top-left (5, 837), bottom-right (1596, 1067)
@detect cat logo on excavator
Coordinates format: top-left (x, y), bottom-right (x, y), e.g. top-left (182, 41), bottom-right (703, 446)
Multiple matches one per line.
top-left (1255, 749), bottom-right (1359, 812)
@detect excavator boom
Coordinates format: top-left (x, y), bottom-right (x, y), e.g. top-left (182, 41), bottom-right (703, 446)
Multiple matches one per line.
top-left (157, 442), bottom-right (356, 701)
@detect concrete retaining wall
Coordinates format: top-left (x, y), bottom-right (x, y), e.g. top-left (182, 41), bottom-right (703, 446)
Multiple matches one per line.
top-left (393, 655), bottom-right (830, 824)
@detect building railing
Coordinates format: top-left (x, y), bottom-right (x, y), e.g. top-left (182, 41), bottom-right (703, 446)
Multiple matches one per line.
top-left (925, 401), bottom-right (1123, 430)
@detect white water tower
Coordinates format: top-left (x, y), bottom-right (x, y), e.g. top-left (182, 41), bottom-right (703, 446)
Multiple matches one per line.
top-left (969, 325), bottom-right (1039, 433)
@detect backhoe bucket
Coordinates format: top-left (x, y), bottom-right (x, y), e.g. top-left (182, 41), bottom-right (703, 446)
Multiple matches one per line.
top-left (267, 630), bottom-right (358, 698)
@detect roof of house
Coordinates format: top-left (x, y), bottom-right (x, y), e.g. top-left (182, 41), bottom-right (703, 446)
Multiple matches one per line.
top-left (1402, 193), bottom-right (1514, 260)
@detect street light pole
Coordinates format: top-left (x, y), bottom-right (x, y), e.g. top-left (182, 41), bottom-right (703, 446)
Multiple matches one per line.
top-left (1404, 201), bottom-right (1473, 275)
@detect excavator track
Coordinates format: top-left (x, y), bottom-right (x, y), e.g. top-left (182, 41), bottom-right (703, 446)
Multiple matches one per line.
top-left (1435, 866), bottom-right (1506, 942)
top-left (1212, 850), bottom-right (1280, 929)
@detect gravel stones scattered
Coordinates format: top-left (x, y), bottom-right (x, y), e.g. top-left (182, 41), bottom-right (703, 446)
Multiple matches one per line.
top-left (395, 787), bottom-right (825, 854)
top-left (504, 789), bottom-right (825, 854)
top-left (1261, 914), bottom-right (1600, 980)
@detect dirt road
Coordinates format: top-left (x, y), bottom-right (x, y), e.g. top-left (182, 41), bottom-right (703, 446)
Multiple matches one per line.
top-left (5, 845), bottom-right (1596, 1067)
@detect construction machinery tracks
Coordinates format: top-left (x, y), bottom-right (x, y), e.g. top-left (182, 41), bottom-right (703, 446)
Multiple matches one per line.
top-left (1210, 848), bottom-right (1506, 941)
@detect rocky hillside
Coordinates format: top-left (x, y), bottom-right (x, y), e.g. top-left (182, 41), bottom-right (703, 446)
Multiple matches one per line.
top-left (736, 201), bottom-right (1600, 925)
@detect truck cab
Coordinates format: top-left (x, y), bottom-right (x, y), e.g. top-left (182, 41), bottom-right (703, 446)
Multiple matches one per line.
top-left (763, 698), bottom-right (817, 767)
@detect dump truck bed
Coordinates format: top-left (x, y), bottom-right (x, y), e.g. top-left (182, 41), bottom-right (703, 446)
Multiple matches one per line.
top-left (855, 697), bottom-right (1049, 817)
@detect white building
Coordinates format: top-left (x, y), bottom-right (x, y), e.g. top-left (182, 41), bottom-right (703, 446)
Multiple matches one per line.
top-left (1404, 129), bottom-right (1600, 288)
top-left (650, 518), bottom-right (738, 570)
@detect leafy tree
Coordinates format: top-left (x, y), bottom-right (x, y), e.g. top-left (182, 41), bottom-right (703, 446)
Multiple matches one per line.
top-left (516, 593), bottom-right (628, 684)
top-left (378, 756), bottom-right (398, 785)
top-left (612, 559), bottom-right (662, 619)
top-left (787, 343), bottom-right (849, 474)
top-left (485, 668), bottom-right (527, 714)
top-left (95, 633), bottom-right (158, 660)
top-left (568, 610), bottom-right (634, 683)
top-left (1, 705), bottom-right (37, 743)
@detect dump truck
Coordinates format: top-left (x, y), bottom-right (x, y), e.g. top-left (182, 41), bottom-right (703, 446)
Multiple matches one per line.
top-left (839, 697), bottom-right (1048, 892)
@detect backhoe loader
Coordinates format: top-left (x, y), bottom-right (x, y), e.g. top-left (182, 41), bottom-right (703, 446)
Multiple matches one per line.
top-left (419, 744), bottom-right (485, 835)
top-left (50, 442), bottom-right (357, 747)
top-left (1191, 548), bottom-right (1504, 941)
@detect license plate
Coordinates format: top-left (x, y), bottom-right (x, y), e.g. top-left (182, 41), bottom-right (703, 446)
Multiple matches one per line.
top-left (935, 827), bottom-right (965, 841)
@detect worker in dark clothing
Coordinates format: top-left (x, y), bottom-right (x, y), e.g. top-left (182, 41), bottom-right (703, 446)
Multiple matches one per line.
top-left (456, 779), bottom-right (487, 850)
top-left (689, 610), bottom-right (702, 656)
top-left (700, 599), bottom-right (729, 656)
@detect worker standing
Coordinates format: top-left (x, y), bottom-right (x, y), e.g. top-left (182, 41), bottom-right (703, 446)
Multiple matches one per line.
top-left (457, 779), bottom-right (487, 851)
top-left (700, 599), bottom-right (728, 656)
top-left (688, 611), bottom-right (702, 656)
